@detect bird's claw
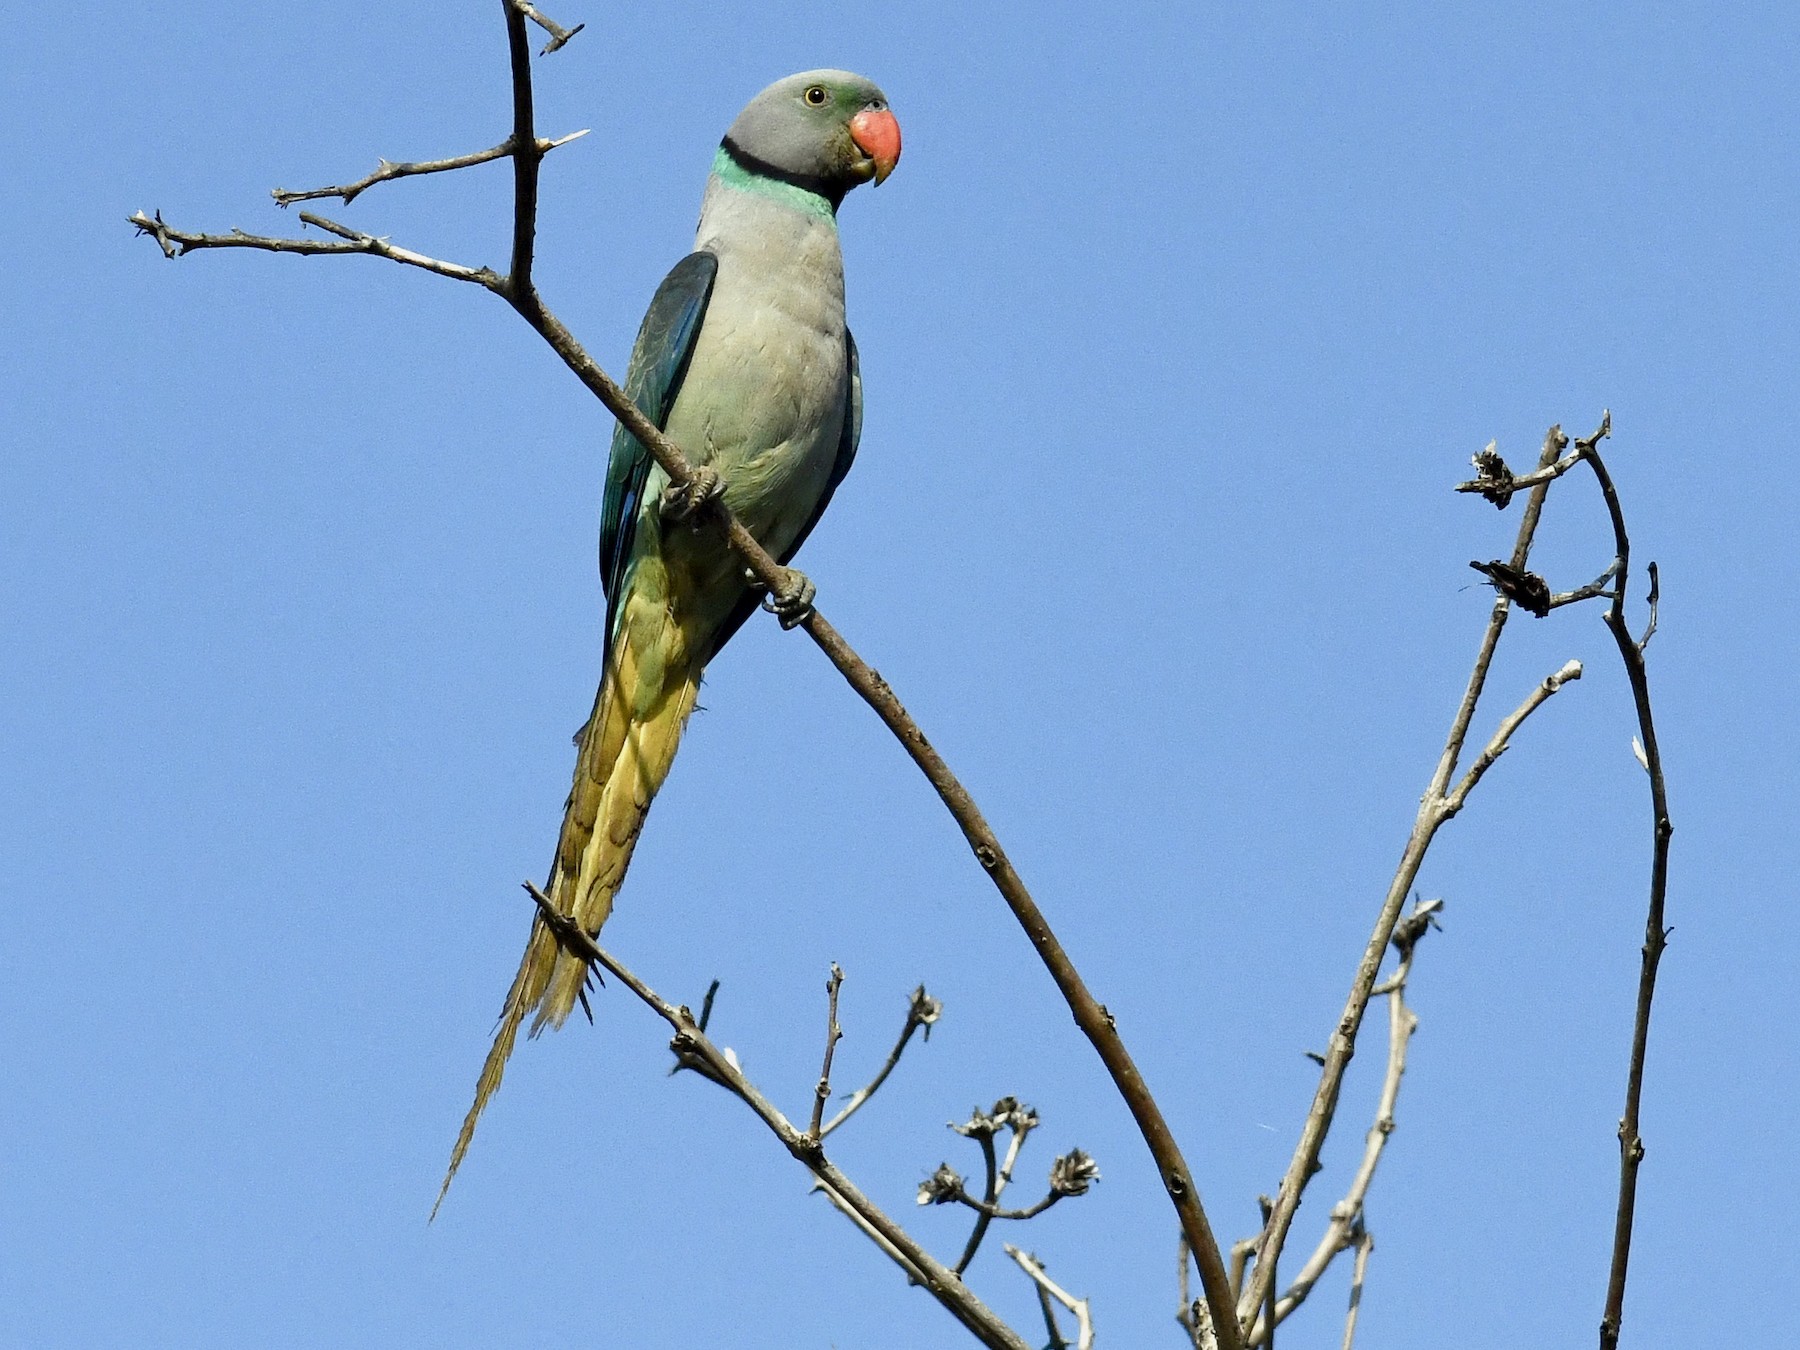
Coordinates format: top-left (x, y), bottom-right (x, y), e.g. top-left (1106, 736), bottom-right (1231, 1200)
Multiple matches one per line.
top-left (758, 567), bottom-right (817, 630)
top-left (659, 466), bottom-right (725, 524)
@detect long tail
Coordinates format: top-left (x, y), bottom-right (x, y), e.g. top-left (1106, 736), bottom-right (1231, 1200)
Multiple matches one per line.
top-left (434, 592), bottom-right (702, 1215)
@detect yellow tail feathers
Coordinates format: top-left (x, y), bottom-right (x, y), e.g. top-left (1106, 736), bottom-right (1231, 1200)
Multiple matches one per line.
top-left (434, 592), bottom-right (703, 1217)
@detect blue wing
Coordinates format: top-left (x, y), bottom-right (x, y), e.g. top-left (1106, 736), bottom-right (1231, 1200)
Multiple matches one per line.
top-left (705, 329), bottom-right (862, 661)
top-left (598, 250), bottom-right (719, 651)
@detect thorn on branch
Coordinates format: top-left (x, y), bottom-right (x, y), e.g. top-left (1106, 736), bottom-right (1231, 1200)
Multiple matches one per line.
top-left (512, 1), bottom-right (585, 54)
top-left (1469, 559), bottom-right (1552, 617)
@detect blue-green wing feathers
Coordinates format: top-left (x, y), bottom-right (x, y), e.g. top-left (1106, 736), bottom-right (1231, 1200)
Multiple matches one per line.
top-left (598, 250), bottom-right (719, 645)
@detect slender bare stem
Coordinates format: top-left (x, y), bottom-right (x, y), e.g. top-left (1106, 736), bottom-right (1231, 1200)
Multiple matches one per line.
top-left (515, 0), bottom-right (584, 52)
top-left (1579, 422), bottom-right (1674, 1350)
top-left (1340, 1227), bottom-right (1373, 1350)
top-left (822, 985), bottom-right (939, 1138)
top-left (1443, 660), bottom-right (1583, 815)
top-left (954, 1131), bottom-right (1002, 1275)
top-left (1005, 1248), bottom-right (1093, 1350)
top-left (1246, 899), bottom-right (1438, 1344)
top-left (811, 1175), bottom-right (932, 1285)
top-left (808, 964), bottom-right (845, 1143)
top-left (271, 131), bottom-right (587, 207)
top-left (1239, 425), bottom-right (1579, 1325)
top-left (523, 884), bottom-right (1029, 1350)
top-left (127, 209), bottom-right (502, 286)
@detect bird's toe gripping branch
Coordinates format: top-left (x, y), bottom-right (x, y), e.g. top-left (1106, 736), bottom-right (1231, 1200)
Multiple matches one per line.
top-left (762, 567), bottom-right (817, 630)
top-left (658, 465), bottom-right (726, 524)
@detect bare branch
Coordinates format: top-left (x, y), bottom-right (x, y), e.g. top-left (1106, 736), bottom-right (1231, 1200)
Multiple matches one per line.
top-left (1456, 438), bottom-right (1586, 506)
top-left (1246, 898), bottom-right (1439, 1344)
top-left (812, 1178), bottom-right (932, 1285)
top-left (1239, 426), bottom-right (1573, 1325)
top-left (522, 883), bottom-right (1031, 1350)
top-left (1576, 425), bottom-right (1675, 1350)
top-left (1340, 1227), bottom-right (1373, 1350)
top-left (1443, 660), bottom-right (1583, 815)
top-left (514, 0), bottom-right (585, 53)
top-left (955, 1128), bottom-right (1000, 1274)
top-left (271, 130), bottom-right (588, 207)
top-left (821, 985), bottom-right (941, 1139)
top-left (1548, 560), bottom-right (1623, 611)
top-left (807, 963), bottom-right (845, 1143)
top-left (1004, 1248), bottom-right (1094, 1350)
top-left (127, 209), bottom-right (501, 287)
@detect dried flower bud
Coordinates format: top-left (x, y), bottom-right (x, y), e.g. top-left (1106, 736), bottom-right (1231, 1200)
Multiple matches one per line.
top-left (908, 985), bottom-right (944, 1041)
top-left (952, 1105), bottom-right (1000, 1139)
top-left (1049, 1149), bottom-right (1100, 1197)
top-left (1470, 444), bottom-right (1516, 509)
top-left (918, 1163), bottom-right (964, 1206)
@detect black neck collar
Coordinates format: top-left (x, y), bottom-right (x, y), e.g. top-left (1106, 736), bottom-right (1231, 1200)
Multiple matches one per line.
top-left (720, 136), bottom-right (845, 212)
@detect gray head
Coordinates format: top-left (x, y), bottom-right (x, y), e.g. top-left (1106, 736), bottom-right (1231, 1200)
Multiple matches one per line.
top-left (721, 70), bottom-right (901, 208)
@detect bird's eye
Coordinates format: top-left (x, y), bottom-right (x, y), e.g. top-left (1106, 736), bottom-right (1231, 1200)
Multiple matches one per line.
top-left (803, 85), bottom-right (830, 106)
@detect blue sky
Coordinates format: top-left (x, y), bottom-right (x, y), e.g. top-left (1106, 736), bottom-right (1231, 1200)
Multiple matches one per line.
top-left (5, 2), bottom-right (1796, 1346)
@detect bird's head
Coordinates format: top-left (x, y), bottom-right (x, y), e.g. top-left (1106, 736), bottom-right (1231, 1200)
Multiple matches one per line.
top-left (722, 70), bottom-right (901, 205)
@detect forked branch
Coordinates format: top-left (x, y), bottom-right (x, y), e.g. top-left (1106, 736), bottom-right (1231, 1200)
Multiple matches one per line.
top-left (523, 884), bottom-right (1030, 1350)
top-left (1238, 424), bottom-right (1588, 1325)
top-left (127, 6), bottom-right (1243, 1340)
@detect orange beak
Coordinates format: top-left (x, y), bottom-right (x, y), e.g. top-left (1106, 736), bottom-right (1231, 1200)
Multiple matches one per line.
top-left (849, 106), bottom-right (902, 184)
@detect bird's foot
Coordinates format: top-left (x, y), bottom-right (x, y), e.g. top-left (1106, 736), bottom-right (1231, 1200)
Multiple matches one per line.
top-left (756, 567), bottom-right (817, 630)
top-left (659, 466), bottom-right (724, 524)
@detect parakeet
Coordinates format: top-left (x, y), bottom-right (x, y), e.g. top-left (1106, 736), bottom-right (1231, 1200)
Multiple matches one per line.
top-left (437, 69), bottom-right (901, 1210)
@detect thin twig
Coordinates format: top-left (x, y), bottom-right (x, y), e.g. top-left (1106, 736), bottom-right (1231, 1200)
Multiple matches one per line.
top-left (1548, 559), bottom-right (1624, 611)
top-left (514, 0), bottom-right (585, 53)
top-left (523, 883), bottom-right (1030, 1350)
top-left (127, 209), bottom-right (501, 286)
top-left (811, 1178), bottom-right (933, 1285)
top-left (1004, 1248), bottom-right (1094, 1350)
top-left (1239, 424), bottom-right (1580, 1325)
top-left (821, 985), bottom-right (940, 1138)
top-left (1443, 660), bottom-right (1583, 815)
top-left (1579, 422), bottom-right (1674, 1350)
top-left (955, 1130), bottom-right (1001, 1275)
top-left (1246, 898), bottom-right (1439, 1344)
top-left (1340, 1227), bottom-right (1373, 1350)
top-left (953, 1190), bottom-right (1063, 1222)
top-left (808, 963), bottom-right (845, 1143)
top-left (271, 131), bottom-right (588, 207)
